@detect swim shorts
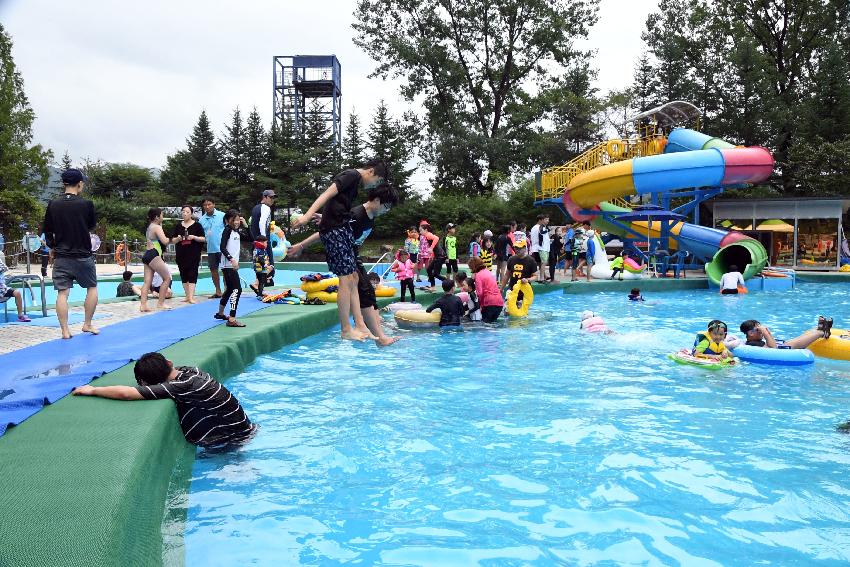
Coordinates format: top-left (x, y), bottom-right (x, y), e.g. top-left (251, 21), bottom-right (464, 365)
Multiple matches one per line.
top-left (52, 255), bottom-right (97, 290)
top-left (206, 252), bottom-right (221, 270)
top-left (320, 225), bottom-right (357, 276)
top-left (142, 249), bottom-right (159, 265)
top-left (356, 265), bottom-right (377, 309)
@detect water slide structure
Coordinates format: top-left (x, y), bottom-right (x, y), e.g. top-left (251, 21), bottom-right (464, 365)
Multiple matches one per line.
top-left (536, 101), bottom-right (774, 284)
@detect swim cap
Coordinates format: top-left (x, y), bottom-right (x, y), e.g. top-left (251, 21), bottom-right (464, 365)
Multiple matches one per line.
top-left (580, 310), bottom-right (594, 320)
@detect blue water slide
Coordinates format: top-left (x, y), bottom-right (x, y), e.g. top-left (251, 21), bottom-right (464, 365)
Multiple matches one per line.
top-left (664, 128), bottom-right (736, 153)
top-left (632, 149), bottom-right (726, 195)
top-left (676, 224), bottom-right (728, 261)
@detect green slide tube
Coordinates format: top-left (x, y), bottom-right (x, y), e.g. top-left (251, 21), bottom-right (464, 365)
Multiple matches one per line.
top-left (704, 239), bottom-right (769, 286)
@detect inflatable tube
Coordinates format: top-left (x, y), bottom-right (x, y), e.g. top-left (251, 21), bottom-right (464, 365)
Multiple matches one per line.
top-left (623, 257), bottom-right (646, 273)
top-left (668, 349), bottom-right (737, 368)
top-left (808, 328), bottom-right (850, 361)
top-left (114, 243), bottom-right (126, 266)
top-left (385, 302), bottom-right (423, 312)
top-left (581, 316), bottom-right (609, 333)
top-left (269, 227), bottom-right (289, 262)
top-left (606, 139), bottom-right (625, 158)
top-left (730, 344), bottom-right (815, 366)
top-left (761, 270), bottom-right (790, 278)
top-left (375, 286), bottom-right (397, 297)
top-left (307, 290), bottom-right (338, 303)
top-left (506, 281), bottom-right (534, 317)
top-left (300, 277), bottom-right (339, 293)
top-left (394, 309), bottom-right (441, 328)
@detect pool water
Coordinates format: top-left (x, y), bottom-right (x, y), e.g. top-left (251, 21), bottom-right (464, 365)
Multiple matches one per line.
top-left (23, 268), bottom-right (313, 306)
top-left (178, 283), bottom-right (850, 565)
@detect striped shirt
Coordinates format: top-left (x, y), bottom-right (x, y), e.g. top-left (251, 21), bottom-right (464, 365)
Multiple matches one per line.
top-left (136, 366), bottom-right (254, 446)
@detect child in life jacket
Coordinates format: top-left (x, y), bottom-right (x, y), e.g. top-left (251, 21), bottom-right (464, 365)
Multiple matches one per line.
top-left (580, 310), bottom-right (613, 334)
top-left (692, 319), bottom-right (734, 360)
top-left (252, 235), bottom-right (273, 297)
top-left (390, 249), bottom-right (416, 302)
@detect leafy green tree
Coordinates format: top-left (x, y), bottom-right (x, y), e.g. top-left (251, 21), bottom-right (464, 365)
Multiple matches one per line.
top-left (87, 162), bottom-right (155, 201)
top-left (342, 110), bottom-right (365, 168)
top-left (353, 0), bottom-right (599, 196)
top-left (715, 0), bottom-right (848, 192)
top-left (535, 63), bottom-right (605, 167)
top-left (788, 136), bottom-right (850, 197)
top-left (0, 24), bottom-right (51, 238)
top-left (799, 41), bottom-right (850, 144)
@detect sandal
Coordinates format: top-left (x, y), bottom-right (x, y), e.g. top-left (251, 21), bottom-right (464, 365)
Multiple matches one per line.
top-left (818, 316), bottom-right (833, 339)
top-left (303, 297), bottom-right (326, 305)
top-left (226, 320), bottom-right (246, 327)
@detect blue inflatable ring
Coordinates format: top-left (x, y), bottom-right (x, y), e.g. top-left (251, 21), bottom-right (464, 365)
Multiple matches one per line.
top-left (730, 344), bottom-right (815, 366)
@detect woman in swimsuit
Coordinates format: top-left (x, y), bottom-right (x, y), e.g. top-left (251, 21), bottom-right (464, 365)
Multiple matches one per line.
top-left (140, 208), bottom-right (173, 312)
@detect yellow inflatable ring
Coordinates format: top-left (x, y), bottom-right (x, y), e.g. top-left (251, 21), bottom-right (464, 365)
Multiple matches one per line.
top-left (808, 328), bottom-right (850, 361)
top-left (505, 281), bottom-right (533, 317)
top-left (606, 139), bottom-right (625, 158)
top-left (375, 285), bottom-right (397, 297)
top-left (394, 309), bottom-right (441, 328)
top-left (307, 290), bottom-right (338, 303)
top-left (300, 277), bottom-right (339, 293)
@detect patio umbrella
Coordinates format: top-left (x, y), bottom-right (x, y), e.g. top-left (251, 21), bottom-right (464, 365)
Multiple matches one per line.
top-left (614, 205), bottom-right (686, 250)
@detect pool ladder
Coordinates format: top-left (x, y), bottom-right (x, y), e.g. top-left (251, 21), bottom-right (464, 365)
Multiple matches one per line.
top-left (4, 274), bottom-right (48, 321)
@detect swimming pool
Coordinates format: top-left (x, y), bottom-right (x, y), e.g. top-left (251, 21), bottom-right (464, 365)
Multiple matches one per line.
top-left (19, 267), bottom-right (314, 307)
top-left (176, 284), bottom-right (850, 565)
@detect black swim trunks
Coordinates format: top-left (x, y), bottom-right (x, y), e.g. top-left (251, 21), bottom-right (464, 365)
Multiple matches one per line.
top-left (142, 249), bottom-right (159, 265)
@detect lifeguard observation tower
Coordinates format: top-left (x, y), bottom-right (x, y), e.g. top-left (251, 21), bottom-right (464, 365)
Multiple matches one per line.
top-left (273, 55), bottom-right (342, 147)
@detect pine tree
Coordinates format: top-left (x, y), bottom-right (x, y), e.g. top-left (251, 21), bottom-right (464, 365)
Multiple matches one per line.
top-left (220, 107), bottom-right (249, 185)
top-left (262, 114), bottom-right (311, 219)
top-left (0, 23), bottom-right (51, 237)
top-left (342, 111), bottom-right (365, 168)
top-left (367, 101), bottom-right (417, 197)
top-left (631, 52), bottom-right (659, 113)
top-left (160, 110), bottom-right (223, 205)
top-left (60, 150), bottom-right (73, 170)
top-left (302, 100), bottom-right (339, 196)
top-left (245, 106), bottom-right (268, 183)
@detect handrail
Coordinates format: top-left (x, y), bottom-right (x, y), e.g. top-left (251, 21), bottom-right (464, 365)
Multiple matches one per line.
top-left (7, 274), bottom-right (48, 318)
top-left (536, 135), bottom-right (668, 202)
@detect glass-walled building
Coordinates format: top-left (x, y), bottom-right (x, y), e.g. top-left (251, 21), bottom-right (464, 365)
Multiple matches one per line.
top-left (708, 198), bottom-right (850, 270)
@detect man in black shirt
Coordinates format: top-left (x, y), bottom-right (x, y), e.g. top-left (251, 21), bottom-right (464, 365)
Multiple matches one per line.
top-left (501, 235), bottom-right (538, 302)
top-left (290, 159), bottom-right (388, 341)
top-left (249, 190), bottom-right (276, 294)
top-left (42, 168), bottom-right (98, 339)
top-left (73, 352), bottom-right (256, 447)
top-left (495, 223), bottom-right (515, 285)
top-left (289, 183), bottom-right (401, 345)
top-left (426, 279), bottom-right (464, 327)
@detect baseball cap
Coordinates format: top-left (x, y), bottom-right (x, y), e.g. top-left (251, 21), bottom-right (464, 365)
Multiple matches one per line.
top-left (513, 236), bottom-right (527, 248)
top-left (483, 229), bottom-right (493, 237)
top-left (262, 190), bottom-right (277, 198)
top-left (61, 168), bottom-right (87, 185)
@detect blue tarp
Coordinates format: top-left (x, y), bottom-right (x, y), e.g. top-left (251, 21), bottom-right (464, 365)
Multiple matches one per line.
top-left (0, 299), bottom-right (272, 437)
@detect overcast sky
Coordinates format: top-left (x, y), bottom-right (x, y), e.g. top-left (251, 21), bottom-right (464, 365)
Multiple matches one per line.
top-left (1, 0), bottom-right (658, 190)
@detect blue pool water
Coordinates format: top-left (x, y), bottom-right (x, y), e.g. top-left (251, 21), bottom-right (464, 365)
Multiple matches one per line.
top-left (179, 283), bottom-right (850, 565)
top-left (21, 267), bottom-right (312, 306)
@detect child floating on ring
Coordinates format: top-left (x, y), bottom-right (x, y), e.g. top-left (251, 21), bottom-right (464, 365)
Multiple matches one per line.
top-left (692, 320), bottom-right (735, 361)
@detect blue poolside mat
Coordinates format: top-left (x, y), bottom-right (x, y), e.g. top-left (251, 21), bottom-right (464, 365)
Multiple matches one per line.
top-left (0, 298), bottom-right (272, 437)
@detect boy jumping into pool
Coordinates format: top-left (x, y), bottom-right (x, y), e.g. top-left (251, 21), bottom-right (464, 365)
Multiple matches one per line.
top-left (291, 159), bottom-right (388, 341)
top-left (73, 352), bottom-right (256, 447)
top-left (740, 317), bottom-right (832, 349)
